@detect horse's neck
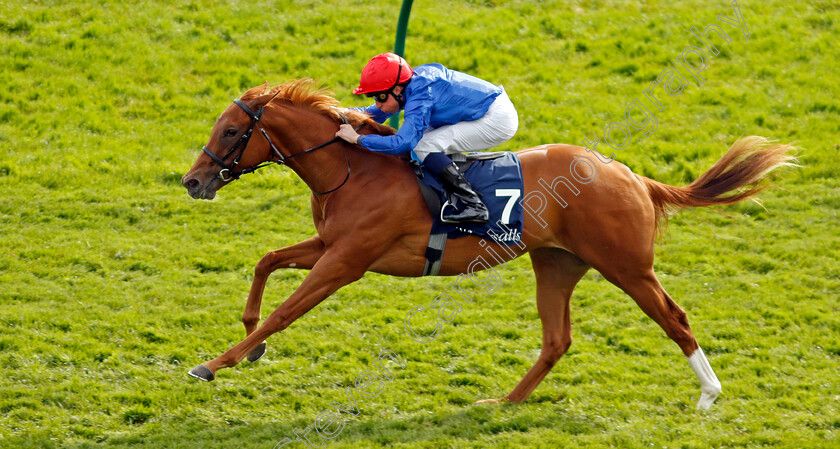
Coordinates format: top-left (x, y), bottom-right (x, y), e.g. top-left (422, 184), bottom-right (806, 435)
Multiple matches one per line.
top-left (269, 105), bottom-right (350, 194)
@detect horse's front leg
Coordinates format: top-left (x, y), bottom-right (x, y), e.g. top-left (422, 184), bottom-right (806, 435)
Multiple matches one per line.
top-left (241, 236), bottom-right (325, 362)
top-left (189, 250), bottom-right (367, 381)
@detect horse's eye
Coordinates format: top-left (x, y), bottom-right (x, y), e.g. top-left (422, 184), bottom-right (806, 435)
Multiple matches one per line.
top-left (224, 129), bottom-right (237, 137)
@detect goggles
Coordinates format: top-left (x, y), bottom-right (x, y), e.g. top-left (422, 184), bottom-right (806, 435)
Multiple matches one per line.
top-left (365, 91), bottom-right (391, 102)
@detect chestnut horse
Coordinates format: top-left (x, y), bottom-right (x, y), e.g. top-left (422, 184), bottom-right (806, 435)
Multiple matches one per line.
top-left (181, 79), bottom-right (795, 409)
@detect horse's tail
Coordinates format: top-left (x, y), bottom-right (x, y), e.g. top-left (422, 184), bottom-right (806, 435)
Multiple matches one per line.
top-left (638, 136), bottom-right (799, 230)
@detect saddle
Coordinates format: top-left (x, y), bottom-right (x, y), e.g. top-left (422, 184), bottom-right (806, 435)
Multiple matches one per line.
top-left (411, 152), bottom-right (525, 276)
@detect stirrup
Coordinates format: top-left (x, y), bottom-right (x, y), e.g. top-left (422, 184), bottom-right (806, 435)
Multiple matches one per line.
top-left (440, 200), bottom-right (459, 224)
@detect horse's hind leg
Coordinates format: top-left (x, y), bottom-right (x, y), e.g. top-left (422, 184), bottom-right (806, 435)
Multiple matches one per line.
top-left (241, 236), bottom-right (325, 362)
top-left (477, 247), bottom-right (589, 404)
top-left (612, 269), bottom-right (721, 409)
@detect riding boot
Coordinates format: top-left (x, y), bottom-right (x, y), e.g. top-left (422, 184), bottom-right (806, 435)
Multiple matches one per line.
top-left (436, 162), bottom-right (490, 224)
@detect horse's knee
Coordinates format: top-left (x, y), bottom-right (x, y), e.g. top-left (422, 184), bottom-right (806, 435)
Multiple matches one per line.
top-left (255, 251), bottom-right (280, 277)
top-left (242, 312), bottom-right (259, 329)
top-left (540, 335), bottom-right (572, 367)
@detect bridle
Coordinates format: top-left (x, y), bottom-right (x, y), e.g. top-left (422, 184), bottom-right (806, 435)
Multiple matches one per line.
top-left (201, 98), bottom-right (362, 195)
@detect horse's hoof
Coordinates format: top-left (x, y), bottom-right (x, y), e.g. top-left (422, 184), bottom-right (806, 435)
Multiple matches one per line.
top-left (188, 364), bottom-right (215, 382)
top-left (247, 342), bottom-right (267, 363)
top-left (474, 397), bottom-right (508, 405)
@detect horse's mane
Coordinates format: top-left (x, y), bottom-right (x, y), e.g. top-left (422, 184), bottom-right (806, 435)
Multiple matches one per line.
top-left (240, 79), bottom-right (395, 136)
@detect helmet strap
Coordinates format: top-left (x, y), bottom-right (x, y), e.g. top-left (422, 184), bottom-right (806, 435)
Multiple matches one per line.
top-left (388, 61), bottom-right (406, 108)
top-left (389, 89), bottom-right (406, 109)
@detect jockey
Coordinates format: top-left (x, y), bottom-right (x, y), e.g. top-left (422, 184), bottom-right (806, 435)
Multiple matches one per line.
top-left (336, 52), bottom-right (519, 224)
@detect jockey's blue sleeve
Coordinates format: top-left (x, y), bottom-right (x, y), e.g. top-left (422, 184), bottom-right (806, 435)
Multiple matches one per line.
top-left (357, 85), bottom-right (433, 155)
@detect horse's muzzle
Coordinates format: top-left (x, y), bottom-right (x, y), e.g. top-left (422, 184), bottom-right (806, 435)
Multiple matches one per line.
top-left (181, 174), bottom-right (218, 200)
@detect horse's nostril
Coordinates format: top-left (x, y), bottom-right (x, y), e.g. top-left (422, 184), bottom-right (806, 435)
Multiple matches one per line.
top-left (184, 178), bottom-right (200, 190)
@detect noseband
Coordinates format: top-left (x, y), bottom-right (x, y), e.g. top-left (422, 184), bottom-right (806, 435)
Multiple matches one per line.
top-left (202, 99), bottom-right (360, 195)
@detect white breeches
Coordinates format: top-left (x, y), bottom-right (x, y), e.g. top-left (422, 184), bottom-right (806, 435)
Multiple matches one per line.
top-left (412, 89), bottom-right (519, 162)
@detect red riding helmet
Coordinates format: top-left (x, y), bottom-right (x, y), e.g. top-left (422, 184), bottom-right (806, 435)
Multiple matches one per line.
top-left (353, 53), bottom-right (414, 95)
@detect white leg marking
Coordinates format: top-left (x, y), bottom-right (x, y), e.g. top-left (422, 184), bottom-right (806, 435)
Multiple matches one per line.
top-left (687, 347), bottom-right (721, 410)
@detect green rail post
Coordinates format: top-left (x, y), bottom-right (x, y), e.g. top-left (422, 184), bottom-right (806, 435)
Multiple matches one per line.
top-left (389, 0), bottom-right (414, 129)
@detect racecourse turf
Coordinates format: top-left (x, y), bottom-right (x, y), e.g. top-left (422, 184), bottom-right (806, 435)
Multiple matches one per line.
top-left (0, 1), bottom-right (838, 448)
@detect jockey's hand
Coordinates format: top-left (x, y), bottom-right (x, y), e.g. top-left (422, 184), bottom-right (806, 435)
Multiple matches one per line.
top-left (336, 124), bottom-right (360, 144)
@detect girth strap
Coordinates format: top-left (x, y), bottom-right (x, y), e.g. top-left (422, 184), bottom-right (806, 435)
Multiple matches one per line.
top-left (423, 231), bottom-right (447, 276)
top-left (416, 176), bottom-right (447, 276)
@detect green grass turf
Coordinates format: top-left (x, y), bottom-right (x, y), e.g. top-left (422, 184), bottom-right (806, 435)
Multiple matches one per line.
top-left (0, 0), bottom-right (837, 447)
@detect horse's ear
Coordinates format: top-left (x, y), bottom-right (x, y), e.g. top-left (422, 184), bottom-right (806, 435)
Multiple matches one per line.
top-left (241, 82), bottom-right (270, 101)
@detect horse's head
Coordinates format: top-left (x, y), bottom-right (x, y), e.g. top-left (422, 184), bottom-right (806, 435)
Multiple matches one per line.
top-left (182, 79), bottom-right (398, 199)
top-left (182, 83), bottom-right (277, 200)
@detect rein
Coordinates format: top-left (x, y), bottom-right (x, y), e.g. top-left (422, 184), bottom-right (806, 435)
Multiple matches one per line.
top-left (202, 99), bottom-right (363, 195)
